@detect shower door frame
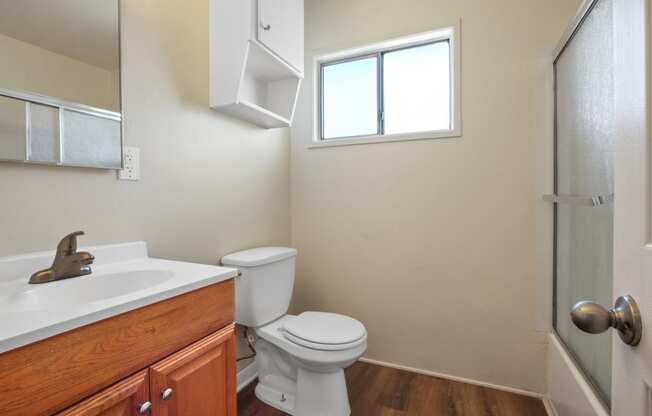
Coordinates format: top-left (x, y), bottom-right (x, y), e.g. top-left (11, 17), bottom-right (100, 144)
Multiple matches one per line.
top-left (547, 0), bottom-right (612, 414)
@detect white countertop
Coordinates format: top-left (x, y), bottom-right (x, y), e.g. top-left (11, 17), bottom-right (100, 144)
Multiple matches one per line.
top-left (0, 241), bottom-right (238, 354)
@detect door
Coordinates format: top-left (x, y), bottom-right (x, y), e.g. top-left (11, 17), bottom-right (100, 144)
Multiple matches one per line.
top-left (56, 371), bottom-right (150, 416)
top-left (257, 0), bottom-right (304, 72)
top-left (149, 326), bottom-right (237, 416)
top-left (610, 0), bottom-right (651, 414)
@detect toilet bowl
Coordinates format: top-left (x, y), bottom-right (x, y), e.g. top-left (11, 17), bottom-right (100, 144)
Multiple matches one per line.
top-left (255, 313), bottom-right (367, 415)
top-left (221, 247), bottom-right (367, 416)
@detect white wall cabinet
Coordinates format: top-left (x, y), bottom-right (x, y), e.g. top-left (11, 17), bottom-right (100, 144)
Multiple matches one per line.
top-left (210, 0), bottom-right (304, 128)
top-left (257, 0), bottom-right (304, 72)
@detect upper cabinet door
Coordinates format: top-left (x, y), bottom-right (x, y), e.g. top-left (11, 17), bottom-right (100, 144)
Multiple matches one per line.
top-left (56, 370), bottom-right (150, 416)
top-left (150, 326), bottom-right (236, 416)
top-left (257, 0), bottom-right (304, 72)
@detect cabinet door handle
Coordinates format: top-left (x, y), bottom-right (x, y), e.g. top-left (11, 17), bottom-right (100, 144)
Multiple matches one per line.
top-left (138, 402), bottom-right (152, 414)
top-left (261, 22), bottom-right (271, 31)
top-left (161, 387), bottom-right (174, 401)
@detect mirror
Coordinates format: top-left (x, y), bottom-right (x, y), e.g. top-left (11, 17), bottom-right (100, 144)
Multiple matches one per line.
top-left (0, 0), bottom-right (122, 169)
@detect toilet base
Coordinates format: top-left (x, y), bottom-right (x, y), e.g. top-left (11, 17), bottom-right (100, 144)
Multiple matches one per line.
top-left (255, 380), bottom-right (296, 414)
top-left (255, 368), bottom-right (351, 416)
top-left (294, 368), bottom-right (351, 416)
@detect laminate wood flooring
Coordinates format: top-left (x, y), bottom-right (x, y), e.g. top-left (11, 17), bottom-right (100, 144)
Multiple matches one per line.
top-left (237, 361), bottom-right (548, 416)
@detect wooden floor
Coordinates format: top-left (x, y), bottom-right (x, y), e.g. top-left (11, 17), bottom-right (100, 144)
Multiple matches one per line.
top-left (238, 361), bottom-right (548, 416)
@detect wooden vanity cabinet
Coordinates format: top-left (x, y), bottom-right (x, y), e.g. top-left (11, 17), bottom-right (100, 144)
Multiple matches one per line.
top-left (0, 280), bottom-right (236, 416)
top-left (56, 326), bottom-right (236, 416)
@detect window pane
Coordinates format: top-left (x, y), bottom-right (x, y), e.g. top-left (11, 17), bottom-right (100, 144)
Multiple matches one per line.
top-left (383, 41), bottom-right (451, 135)
top-left (322, 57), bottom-right (378, 139)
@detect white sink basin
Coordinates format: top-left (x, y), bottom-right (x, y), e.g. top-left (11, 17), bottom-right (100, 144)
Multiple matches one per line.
top-left (0, 242), bottom-right (237, 354)
top-left (0, 270), bottom-right (174, 313)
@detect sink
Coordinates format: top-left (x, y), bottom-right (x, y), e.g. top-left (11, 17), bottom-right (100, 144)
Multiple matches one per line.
top-left (0, 270), bottom-right (174, 312)
top-left (0, 241), bottom-right (238, 354)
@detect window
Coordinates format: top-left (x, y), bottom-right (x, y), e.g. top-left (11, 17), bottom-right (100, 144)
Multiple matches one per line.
top-left (316, 27), bottom-right (460, 145)
top-left (322, 56), bottom-right (378, 139)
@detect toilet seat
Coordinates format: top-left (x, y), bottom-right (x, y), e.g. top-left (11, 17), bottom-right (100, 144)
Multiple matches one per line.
top-left (281, 312), bottom-right (367, 351)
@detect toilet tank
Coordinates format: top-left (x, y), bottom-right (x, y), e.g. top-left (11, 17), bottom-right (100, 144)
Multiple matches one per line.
top-left (221, 247), bottom-right (297, 327)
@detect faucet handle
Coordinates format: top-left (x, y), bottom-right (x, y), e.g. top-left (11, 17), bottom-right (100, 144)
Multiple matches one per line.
top-left (56, 231), bottom-right (85, 256)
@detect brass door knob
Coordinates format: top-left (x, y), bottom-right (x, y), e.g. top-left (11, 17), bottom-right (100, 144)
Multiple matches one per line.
top-left (570, 295), bottom-right (642, 346)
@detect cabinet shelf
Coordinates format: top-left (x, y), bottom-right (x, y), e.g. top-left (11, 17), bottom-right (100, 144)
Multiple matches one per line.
top-left (219, 100), bottom-right (291, 129)
top-left (209, 0), bottom-right (303, 129)
top-left (212, 41), bottom-right (301, 128)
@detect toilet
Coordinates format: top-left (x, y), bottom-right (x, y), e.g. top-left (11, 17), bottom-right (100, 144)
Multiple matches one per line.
top-left (221, 247), bottom-right (367, 416)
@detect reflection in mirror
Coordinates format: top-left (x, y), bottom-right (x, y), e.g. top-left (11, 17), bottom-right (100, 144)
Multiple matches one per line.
top-left (0, 0), bottom-right (122, 169)
top-left (0, 96), bottom-right (26, 161)
top-left (0, 0), bottom-right (120, 111)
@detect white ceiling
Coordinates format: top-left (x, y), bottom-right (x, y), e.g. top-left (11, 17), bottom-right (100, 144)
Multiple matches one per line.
top-left (0, 0), bottom-right (119, 70)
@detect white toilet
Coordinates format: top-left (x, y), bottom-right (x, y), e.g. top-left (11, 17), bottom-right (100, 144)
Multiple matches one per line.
top-left (221, 247), bottom-right (367, 416)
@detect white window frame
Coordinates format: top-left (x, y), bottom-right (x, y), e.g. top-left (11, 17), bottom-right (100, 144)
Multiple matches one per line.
top-left (310, 23), bottom-right (461, 148)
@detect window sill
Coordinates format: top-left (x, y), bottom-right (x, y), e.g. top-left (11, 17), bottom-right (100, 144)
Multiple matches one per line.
top-left (307, 129), bottom-right (461, 149)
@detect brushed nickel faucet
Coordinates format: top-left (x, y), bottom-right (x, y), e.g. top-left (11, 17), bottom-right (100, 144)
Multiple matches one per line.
top-left (29, 231), bottom-right (95, 284)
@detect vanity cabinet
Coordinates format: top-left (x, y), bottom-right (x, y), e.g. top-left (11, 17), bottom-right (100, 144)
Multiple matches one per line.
top-left (209, 0), bottom-right (304, 128)
top-left (0, 280), bottom-right (236, 416)
top-left (56, 327), bottom-right (236, 416)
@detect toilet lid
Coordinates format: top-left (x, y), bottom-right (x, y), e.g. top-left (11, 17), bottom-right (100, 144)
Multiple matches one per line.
top-left (281, 312), bottom-right (366, 349)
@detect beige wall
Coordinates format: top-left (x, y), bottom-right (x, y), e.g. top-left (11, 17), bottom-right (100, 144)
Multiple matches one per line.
top-left (290, 0), bottom-right (580, 393)
top-left (0, 33), bottom-right (119, 111)
top-left (0, 0), bottom-right (290, 265)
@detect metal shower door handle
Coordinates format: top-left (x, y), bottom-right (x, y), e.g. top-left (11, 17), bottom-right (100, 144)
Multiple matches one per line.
top-left (542, 193), bottom-right (614, 207)
top-left (570, 295), bottom-right (642, 346)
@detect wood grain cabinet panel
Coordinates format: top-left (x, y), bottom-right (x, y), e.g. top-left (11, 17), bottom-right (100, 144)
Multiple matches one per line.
top-left (56, 371), bottom-right (150, 416)
top-left (150, 325), bottom-right (237, 416)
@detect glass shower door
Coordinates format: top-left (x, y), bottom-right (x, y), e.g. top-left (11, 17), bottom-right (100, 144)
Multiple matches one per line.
top-left (553, 0), bottom-right (614, 405)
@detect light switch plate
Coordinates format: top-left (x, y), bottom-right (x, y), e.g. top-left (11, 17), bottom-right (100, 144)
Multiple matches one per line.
top-left (118, 146), bottom-right (140, 181)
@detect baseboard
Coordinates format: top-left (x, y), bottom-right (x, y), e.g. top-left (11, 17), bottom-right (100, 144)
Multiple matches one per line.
top-left (237, 362), bottom-right (258, 393)
top-left (358, 357), bottom-right (544, 399)
top-left (542, 396), bottom-right (560, 416)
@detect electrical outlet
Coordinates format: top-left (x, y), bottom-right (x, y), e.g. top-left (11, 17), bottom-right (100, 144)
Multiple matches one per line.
top-left (118, 147), bottom-right (140, 181)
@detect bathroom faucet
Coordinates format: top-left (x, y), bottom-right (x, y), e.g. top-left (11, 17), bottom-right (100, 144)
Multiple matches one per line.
top-left (29, 231), bottom-right (95, 284)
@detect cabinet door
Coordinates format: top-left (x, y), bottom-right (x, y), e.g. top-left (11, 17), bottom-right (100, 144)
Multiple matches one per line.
top-left (150, 325), bottom-right (236, 416)
top-left (257, 0), bottom-right (304, 72)
top-left (56, 371), bottom-right (150, 416)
